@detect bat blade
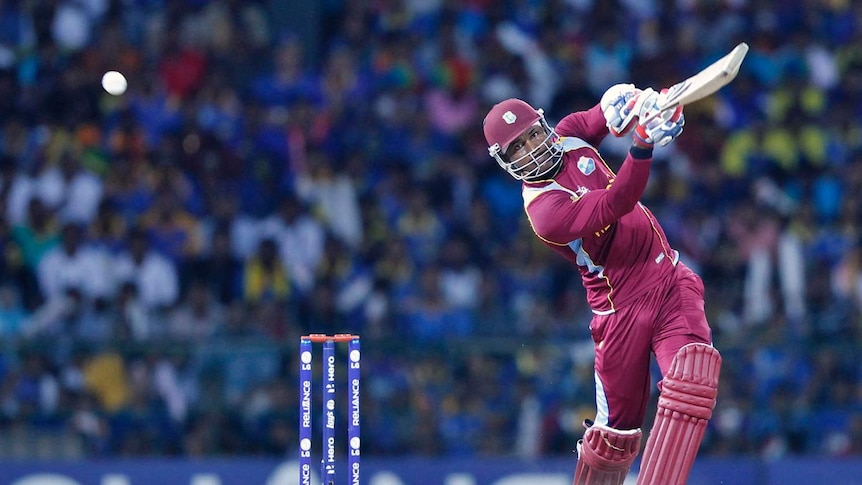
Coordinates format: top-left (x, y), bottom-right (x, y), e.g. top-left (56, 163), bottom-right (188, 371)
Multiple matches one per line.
top-left (646, 42), bottom-right (749, 122)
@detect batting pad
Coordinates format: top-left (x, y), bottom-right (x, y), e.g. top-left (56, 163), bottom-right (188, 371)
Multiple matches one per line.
top-left (636, 343), bottom-right (721, 485)
top-left (573, 424), bottom-right (642, 485)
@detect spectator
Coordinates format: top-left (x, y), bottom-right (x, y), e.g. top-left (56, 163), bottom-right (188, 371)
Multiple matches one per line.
top-left (438, 235), bottom-right (483, 312)
top-left (113, 281), bottom-right (155, 342)
top-left (295, 151), bottom-right (362, 249)
top-left (3, 351), bottom-right (59, 423)
top-left (401, 265), bottom-right (473, 340)
top-left (37, 222), bottom-right (112, 303)
top-left (258, 193), bottom-right (324, 293)
top-left (140, 190), bottom-right (203, 264)
top-left (113, 227), bottom-right (179, 312)
top-left (0, 284), bottom-right (27, 338)
top-left (242, 238), bottom-right (290, 304)
top-left (88, 200), bottom-right (128, 254)
top-left (102, 157), bottom-right (157, 223)
top-left (186, 226), bottom-right (242, 305)
top-left (24, 287), bottom-right (107, 341)
top-left (10, 199), bottom-right (59, 310)
top-left (166, 280), bottom-right (224, 341)
top-left (250, 35), bottom-right (318, 107)
top-left (397, 189), bottom-right (446, 266)
top-left (55, 152), bottom-right (104, 225)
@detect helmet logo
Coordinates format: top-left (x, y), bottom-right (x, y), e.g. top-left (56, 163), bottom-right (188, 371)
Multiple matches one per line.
top-left (502, 111), bottom-right (517, 124)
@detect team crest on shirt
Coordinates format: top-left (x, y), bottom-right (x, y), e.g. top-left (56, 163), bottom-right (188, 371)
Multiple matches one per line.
top-left (577, 156), bottom-right (596, 175)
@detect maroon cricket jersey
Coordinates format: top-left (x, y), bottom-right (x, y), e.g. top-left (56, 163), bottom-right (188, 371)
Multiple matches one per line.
top-left (523, 104), bottom-right (679, 315)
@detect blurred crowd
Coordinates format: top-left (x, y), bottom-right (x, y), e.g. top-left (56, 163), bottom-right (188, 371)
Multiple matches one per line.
top-left (0, 0), bottom-right (862, 460)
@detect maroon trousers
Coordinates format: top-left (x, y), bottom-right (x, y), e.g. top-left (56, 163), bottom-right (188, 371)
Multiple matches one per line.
top-left (589, 262), bottom-right (713, 430)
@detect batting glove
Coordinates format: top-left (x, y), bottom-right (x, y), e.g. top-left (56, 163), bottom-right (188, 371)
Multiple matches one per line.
top-left (632, 90), bottom-right (685, 148)
top-left (601, 84), bottom-right (651, 136)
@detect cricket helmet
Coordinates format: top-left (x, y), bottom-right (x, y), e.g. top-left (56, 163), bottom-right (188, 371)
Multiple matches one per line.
top-left (483, 98), bottom-right (562, 181)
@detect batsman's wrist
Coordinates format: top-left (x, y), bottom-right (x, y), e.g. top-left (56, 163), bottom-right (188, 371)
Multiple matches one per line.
top-left (631, 136), bottom-right (653, 150)
top-left (630, 144), bottom-right (653, 159)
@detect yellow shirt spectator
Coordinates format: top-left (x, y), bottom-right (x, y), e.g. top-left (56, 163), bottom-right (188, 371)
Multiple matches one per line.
top-left (83, 352), bottom-right (129, 413)
top-left (243, 238), bottom-right (290, 302)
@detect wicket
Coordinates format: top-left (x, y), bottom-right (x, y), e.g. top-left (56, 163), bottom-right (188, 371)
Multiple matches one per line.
top-left (300, 334), bottom-right (361, 485)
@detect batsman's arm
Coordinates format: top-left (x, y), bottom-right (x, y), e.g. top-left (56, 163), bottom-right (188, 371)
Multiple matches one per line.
top-left (555, 104), bottom-right (612, 148)
top-left (527, 147), bottom-right (653, 243)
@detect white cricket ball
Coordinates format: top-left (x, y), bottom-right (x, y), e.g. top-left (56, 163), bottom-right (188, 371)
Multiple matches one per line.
top-left (101, 70), bottom-right (127, 96)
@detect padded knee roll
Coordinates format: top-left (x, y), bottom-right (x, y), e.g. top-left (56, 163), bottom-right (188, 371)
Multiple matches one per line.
top-left (573, 424), bottom-right (642, 485)
top-left (636, 343), bottom-right (721, 485)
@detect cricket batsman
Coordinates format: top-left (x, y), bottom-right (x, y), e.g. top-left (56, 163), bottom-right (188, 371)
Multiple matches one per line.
top-left (482, 85), bottom-right (721, 485)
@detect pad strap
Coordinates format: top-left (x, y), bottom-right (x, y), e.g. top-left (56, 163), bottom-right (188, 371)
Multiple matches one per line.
top-left (573, 424), bottom-right (641, 485)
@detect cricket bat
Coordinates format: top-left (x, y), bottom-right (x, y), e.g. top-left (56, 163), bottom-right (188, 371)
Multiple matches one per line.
top-left (642, 42), bottom-right (749, 124)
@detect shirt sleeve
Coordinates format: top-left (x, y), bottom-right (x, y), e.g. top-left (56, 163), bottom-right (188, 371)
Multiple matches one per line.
top-left (554, 103), bottom-right (610, 148)
top-left (526, 150), bottom-right (653, 244)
